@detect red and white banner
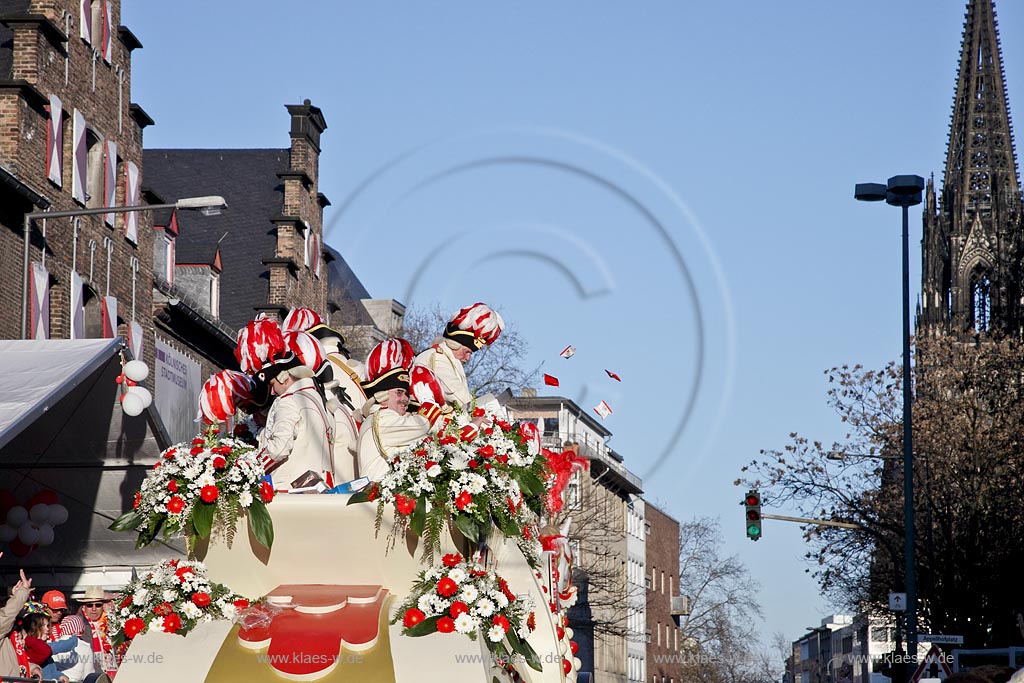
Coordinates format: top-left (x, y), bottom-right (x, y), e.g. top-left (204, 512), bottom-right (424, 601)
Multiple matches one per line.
top-left (103, 139), bottom-right (117, 225)
top-left (128, 321), bottom-right (144, 360)
top-left (30, 262), bottom-right (50, 340)
top-left (71, 109), bottom-right (87, 205)
top-left (592, 400), bottom-right (613, 420)
top-left (79, 0), bottom-right (91, 43)
top-left (101, 1), bottom-right (113, 62)
top-left (70, 270), bottom-right (85, 339)
top-left (46, 95), bottom-right (63, 186)
top-left (124, 161), bottom-right (140, 244)
top-left (102, 295), bottom-right (117, 338)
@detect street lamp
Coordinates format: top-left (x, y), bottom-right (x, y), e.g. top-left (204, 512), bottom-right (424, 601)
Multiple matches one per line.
top-left (854, 174), bottom-right (924, 671)
top-left (20, 196), bottom-right (228, 339)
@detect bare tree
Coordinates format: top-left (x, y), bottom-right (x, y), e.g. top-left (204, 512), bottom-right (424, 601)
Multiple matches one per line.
top-left (400, 303), bottom-right (538, 395)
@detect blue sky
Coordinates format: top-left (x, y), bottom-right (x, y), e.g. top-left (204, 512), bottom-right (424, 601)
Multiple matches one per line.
top-left (125, 0), bottom-right (1024, 654)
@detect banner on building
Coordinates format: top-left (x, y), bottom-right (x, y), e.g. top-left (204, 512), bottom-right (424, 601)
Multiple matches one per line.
top-left (103, 139), bottom-right (117, 226)
top-left (128, 320), bottom-right (144, 360)
top-left (70, 270), bottom-right (84, 339)
top-left (102, 295), bottom-right (117, 338)
top-left (46, 95), bottom-right (63, 187)
top-left (124, 161), bottom-right (140, 244)
top-left (30, 262), bottom-right (50, 340)
top-left (155, 338), bottom-right (202, 444)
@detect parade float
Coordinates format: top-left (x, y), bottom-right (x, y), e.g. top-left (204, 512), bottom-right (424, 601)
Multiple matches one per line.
top-left (106, 307), bottom-right (588, 683)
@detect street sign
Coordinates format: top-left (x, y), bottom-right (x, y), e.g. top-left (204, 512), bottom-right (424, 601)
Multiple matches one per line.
top-left (911, 645), bottom-right (953, 683)
top-left (919, 634), bottom-right (964, 645)
top-left (889, 592), bottom-right (907, 611)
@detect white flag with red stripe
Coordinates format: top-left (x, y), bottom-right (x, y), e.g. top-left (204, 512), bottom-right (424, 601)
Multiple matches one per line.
top-left (313, 234), bottom-right (322, 278)
top-left (103, 139), bottom-right (117, 226)
top-left (46, 95), bottom-right (62, 186)
top-left (102, 295), bottom-right (117, 338)
top-left (101, 1), bottom-right (113, 62)
top-left (592, 400), bottom-right (613, 420)
top-left (71, 109), bottom-right (87, 204)
top-left (128, 320), bottom-right (144, 360)
top-left (79, 0), bottom-right (91, 43)
top-left (124, 161), bottom-right (140, 244)
top-left (30, 262), bottom-right (50, 340)
top-left (70, 270), bottom-right (85, 339)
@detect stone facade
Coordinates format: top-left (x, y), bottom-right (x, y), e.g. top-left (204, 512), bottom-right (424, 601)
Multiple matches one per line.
top-left (645, 502), bottom-right (682, 683)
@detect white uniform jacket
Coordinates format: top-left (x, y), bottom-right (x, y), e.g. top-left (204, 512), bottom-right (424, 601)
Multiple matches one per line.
top-left (356, 407), bottom-right (431, 481)
top-left (413, 344), bottom-right (472, 408)
top-left (258, 377), bottom-right (335, 488)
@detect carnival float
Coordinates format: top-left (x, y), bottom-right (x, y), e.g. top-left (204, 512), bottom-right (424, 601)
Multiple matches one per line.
top-left (106, 304), bottom-right (589, 683)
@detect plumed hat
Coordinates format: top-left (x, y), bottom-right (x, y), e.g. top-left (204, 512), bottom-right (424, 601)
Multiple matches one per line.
top-left (198, 370), bottom-right (258, 424)
top-left (443, 302), bottom-right (505, 351)
top-left (306, 323), bottom-right (349, 355)
top-left (282, 307), bottom-right (324, 333)
top-left (283, 331), bottom-right (326, 373)
top-left (235, 318), bottom-right (286, 375)
top-left (362, 338), bottom-right (414, 395)
top-left (408, 365), bottom-right (444, 409)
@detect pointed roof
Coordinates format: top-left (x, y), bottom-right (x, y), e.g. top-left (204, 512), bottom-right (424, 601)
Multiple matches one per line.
top-left (943, 0), bottom-right (1020, 211)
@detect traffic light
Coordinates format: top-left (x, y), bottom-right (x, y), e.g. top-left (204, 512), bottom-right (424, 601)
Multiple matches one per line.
top-left (744, 490), bottom-right (762, 541)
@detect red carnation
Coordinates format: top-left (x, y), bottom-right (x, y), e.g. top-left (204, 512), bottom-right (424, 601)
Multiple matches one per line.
top-left (449, 601), bottom-right (469, 618)
top-left (439, 435), bottom-right (458, 446)
top-left (260, 481), bottom-right (274, 503)
top-left (414, 448), bottom-right (427, 457)
top-left (190, 446), bottom-right (204, 456)
top-left (119, 595), bottom-right (133, 609)
top-left (167, 480), bottom-right (178, 493)
top-left (455, 491), bottom-right (473, 511)
top-left (484, 463), bottom-right (492, 470)
top-left (175, 566), bottom-right (195, 582)
top-left (191, 592), bottom-right (212, 607)
top-left (475, 445), bottom-right (495, 458)
top-left (492, 614), bottom-right (510, 633)
top-left (436, 577), bottom-right (458, 597)
top-left (162, 613), bottom-right (182, 633)
top-left (192, 438), bottom-right (204, 446)
top-left (233, 599), bottom-right (250, 610)
top-left (200, 485), bottom-right (219, 503)
top-left (167, 496), bottom-right (185, 514)
top-left (154, 601), bottom-right (173, 616)
top-left (212, 456), bottom-right (226, 470)
top-left (394, 494), bottom-right (416, 516)
top-left (472, 407), bottom-right (486, 418)
top-left (403, 608), bottom-right (426, 628)
top-left (164, 448), bottom-right (177, 460)
top-left (497, 454), bottom-right (509, 464)
top-left (425, 460), bottom-right (438, 470)
top-left (442, 553), bottom-right (462, 567)
top-left (468, 459), bottom-right (478, 469)
top-left (495, 419), bottom-right (512, 431)
top-left (366, 482), bottom-right (380, 502)
top-left (123, 617), bottom-right (145, 639)
top-left (436, 616), bottom-right (455, 633)
top-left (132, 492), bottom-right (141, 509)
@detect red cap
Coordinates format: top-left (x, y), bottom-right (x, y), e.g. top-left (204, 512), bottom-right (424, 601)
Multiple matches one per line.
top-left (41, 590), bottom-right (67, 610)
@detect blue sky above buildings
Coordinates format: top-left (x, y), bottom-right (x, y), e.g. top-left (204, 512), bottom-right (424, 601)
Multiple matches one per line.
top-left (124, 1), bottom-right (1024, 651)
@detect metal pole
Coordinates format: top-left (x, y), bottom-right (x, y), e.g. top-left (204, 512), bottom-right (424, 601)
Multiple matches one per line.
top-left (901, 202), bottom-right (917, 669)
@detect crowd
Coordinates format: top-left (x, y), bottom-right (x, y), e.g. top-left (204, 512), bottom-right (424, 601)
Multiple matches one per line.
top-left (2, 555), bottom-right (118, 682)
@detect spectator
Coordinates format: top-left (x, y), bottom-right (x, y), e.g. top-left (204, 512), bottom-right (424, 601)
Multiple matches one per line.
top-left (0, 563), bottom-right (35, 680)
top-left (43, 589), bottom-right (69, 638)
top-left (55, 614), bottom-right (98, 683)
top-left (22, 605), bottom-right (73, 683)
top-left (78, 586), bottom-right (117, 679)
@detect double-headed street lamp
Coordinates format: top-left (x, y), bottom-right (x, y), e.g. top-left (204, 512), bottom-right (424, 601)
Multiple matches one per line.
top-left (20, 196), bottom-right (228, 339)
top-left (854, 174), bottom-right (924, 670)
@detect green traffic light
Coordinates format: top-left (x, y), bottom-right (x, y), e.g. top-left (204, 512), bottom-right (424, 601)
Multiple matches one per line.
top-left (747, 524), bottom-right (761, 538)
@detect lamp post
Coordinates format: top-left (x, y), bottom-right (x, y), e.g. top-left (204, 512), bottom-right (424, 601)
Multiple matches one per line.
top-left (854, 174), bottom-right (924, 673)
top-left (20, 196), bottom-right (227, 339)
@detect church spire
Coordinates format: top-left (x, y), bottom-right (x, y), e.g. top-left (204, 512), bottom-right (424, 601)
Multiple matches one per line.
top-left (921, 0), bottom-right (1023, 338)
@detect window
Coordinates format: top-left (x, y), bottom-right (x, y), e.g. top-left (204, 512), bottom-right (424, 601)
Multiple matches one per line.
top-left (153, 231), bottom-right (174, 284)
top-left (210, 272), bottom-right (220, 318)
top-left (85, 129), bottom-right (103, 209)
top-left (972, 271), bottom-right (991, 332)
top-left (566, 471), bottom-right (581, 510)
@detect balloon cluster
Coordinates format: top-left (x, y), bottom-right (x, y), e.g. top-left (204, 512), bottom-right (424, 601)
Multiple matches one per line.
top-left (117, 359), bottom-right (153, 417)
top-left (0, 489), bottom-right (69, 557)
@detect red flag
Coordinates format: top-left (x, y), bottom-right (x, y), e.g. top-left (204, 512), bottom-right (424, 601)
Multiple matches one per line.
top-left (605, 369), bottom-right (621, 382)
top-left (543, 374), bottom-right (560, 387)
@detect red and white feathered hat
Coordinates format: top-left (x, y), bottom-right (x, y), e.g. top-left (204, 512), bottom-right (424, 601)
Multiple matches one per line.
top-left (283, 330), bottom-right (326, 373)
top-left (443, 302), bottom-right (505, 351)
top-left (282, 307), bottom-right (324, 333)
top-left (235, 318), bottom-right (286, 375)
top-left (408, 365), bottom-right (444, 408)
top-left (197, 370), bottom-right (258, 424)
top-left (361, 338), bottom-right (414, 395)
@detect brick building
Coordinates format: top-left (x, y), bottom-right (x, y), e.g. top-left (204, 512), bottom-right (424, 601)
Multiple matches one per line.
top-left (645, 502), bottom-right (683, 683)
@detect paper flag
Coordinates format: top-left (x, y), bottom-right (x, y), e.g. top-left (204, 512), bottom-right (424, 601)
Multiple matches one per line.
top-left (560, 345), bottom-right (576, 359)
top-left (593, 400), bottom-right (613, 420)
top-left (605, 369), bottom-right (621, 382)
top-left (543, 374), bottom-right (560, 387)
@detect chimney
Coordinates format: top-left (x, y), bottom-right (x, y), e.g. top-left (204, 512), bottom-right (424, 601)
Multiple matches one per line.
top-left (285, 99), bottom-right (327, 178)
top-left (520, 388), bottom-right (537, 398)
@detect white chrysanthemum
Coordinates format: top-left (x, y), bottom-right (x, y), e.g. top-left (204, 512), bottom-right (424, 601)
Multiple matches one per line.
top-left (238, 491), bottom-right (253, 508)
top-left (417, 594), bottom-right (435, 614)
top-left (474, 598), bottom-right (495, 618)
top-left (133, 588), bottom-right (149, 603)
top-left (149, 616), bottom-right (165, 633)
top-left (494, 591), bottom-right (509, 609)
top-left (487, 625), bottom-right (506, 642)
top-left (426, 464), bottom-right (442, 477)
top-left (458, 585), bottom-right (478, 604)
top-left (181, 602), bottom-right (202, 619)
top-left (162, 589), bottom-right (177, 602)
top-left (454, 612), bottom-right (477, 634)
top-left (447, 567), bottom-right (467, 585)
top-left (220, 603), bottom-right (237, 619)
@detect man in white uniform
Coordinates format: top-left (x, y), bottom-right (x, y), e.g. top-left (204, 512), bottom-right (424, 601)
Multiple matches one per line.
top-left (308, 323), bottom-right (365, 483)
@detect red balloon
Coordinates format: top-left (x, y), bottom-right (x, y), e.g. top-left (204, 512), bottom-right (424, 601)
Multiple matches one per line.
top-left (9, 538), bottom-right (34, 557)
top-left (29, 490), bottom-right (59, 506)
top-left (0, 489), bottom-right (16, 517)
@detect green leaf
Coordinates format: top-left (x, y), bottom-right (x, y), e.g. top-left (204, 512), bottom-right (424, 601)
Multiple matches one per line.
top-left (513, 469), bottom-right (545, 497)
top-left (347, 487), bottom-right (374, 505)
top-left (192, 501), bottom-right (215, 539)
top-left (453, 514), bottom-right (479, 543)
top-left (506, 628), bottom-right (543, 672)
top-left (404, 614), bottom-right (440, 637)
top-left (410, 496), bottom-right (426, 537)
top-left (494, 512), bottom-right (519, 539)
top-left (135, 516), bottom-right (164, 549)
top-left (109, 510), bottom-right (144, 532)
top-left (248, 500), bottom-right (275, 549)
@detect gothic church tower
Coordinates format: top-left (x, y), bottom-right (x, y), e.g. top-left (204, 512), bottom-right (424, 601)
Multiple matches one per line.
top-left (920, 0), bottom-right (1023, 338)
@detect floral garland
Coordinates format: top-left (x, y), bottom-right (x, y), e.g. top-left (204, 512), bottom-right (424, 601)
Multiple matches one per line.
top-left (393, 553), bottom-right (541, 672)
top-left (350, 407), bottom-right (549, 562)
top-left (110, 426), bottom-right (275, 549)
top-left (108, 559), bottom-right (252, 647)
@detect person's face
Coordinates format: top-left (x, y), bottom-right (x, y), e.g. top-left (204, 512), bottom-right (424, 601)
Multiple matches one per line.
top-left (80, 601), bottom-right (105, 621)
top-left (452, 346), bottom-right (473, 363)
top-left (382, 388), bottom-right (410, 414)
top-left (270, 375), bottom-right (295, 396)
top-left (46, 606), bottom-right (64, 622)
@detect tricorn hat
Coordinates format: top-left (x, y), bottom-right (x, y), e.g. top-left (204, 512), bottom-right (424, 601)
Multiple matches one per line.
top-left (361, 338), bottom-right (414, 395)
top-left (443, 303), bottom-right (505, 351)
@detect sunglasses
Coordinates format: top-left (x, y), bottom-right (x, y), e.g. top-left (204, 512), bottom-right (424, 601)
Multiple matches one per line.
top-left (82, 602), bottom-right (105, 608)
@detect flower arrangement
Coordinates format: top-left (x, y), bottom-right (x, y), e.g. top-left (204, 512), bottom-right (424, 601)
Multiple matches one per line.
top-left (393, 553), bottom-right (541, 671)
top-left (350, 408), bottom-right (549, 561)
top-left (110, 427), bottom-right (275, 550)
top-left (108, 559), bottom-right (252, 646)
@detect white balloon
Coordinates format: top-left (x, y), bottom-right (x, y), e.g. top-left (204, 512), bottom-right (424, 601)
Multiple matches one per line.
top-left (127, 386), bottom-right (153, 409)
top-left (573, 657), bottom-right (581, 670)
top-left (0, 525), bottom-right (17, 542)
top-left (121, 392), bottom-right (145, 417)
top-left (36, 524), bottom-right (54, 546)
top-left (48, 504), bottom-right (69, 526)
top-left (565, 627), bottom-right (574, 639)
top-left (18, 522), bottom-right (41, 546)
top-left (29, 504), bottom-right (50, 525)
top-left (123, 360), bottom-right (149, 383)
top-left (5, 505), bottom-right (27, 527)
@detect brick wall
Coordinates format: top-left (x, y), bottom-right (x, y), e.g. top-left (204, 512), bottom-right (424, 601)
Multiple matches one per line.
top-left (646, 503), bottom-right (682, 682)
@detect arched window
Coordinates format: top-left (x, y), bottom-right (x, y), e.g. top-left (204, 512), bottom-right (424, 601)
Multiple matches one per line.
top-left (82, 286), bottom-right (103, 338)
top-left (971, 271), bottom-right (992, 332)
